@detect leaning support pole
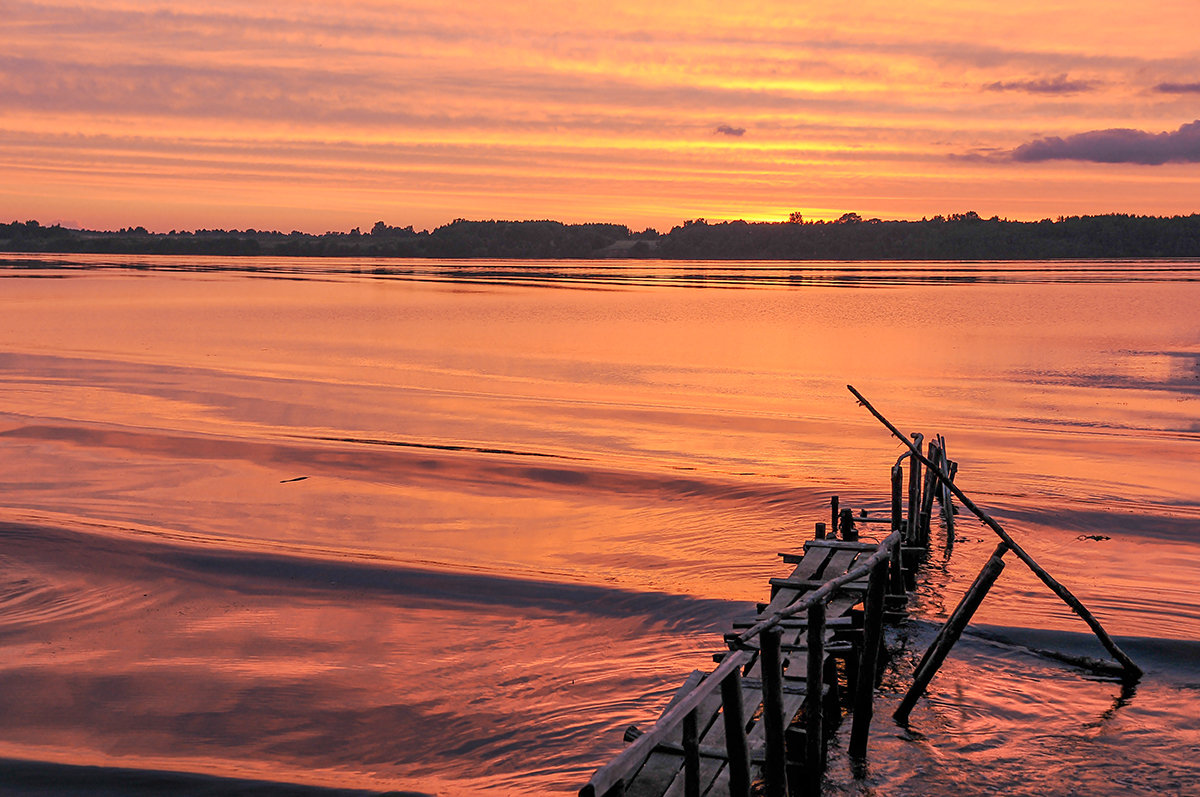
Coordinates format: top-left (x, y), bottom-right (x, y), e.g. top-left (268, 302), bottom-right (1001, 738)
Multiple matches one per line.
top-left (894, 543), bottom-right (1009, 724)
top-left (846, 385), bottom-right (1142, 680)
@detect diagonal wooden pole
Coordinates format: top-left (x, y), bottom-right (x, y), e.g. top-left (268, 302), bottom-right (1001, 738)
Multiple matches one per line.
top-left (846, 384), bottom-right (1142, 680)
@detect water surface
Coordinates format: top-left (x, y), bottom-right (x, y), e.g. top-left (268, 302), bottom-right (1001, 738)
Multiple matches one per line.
top-left (0, 254), bottom-right (1197, 795)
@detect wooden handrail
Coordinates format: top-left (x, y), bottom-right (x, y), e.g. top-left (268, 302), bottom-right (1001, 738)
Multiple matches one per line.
top-left (579, 649), bottom-right (753, 797)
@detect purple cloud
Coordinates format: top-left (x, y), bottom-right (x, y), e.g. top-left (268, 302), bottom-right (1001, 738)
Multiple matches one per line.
top-left (984, 73), bottom-right (1097, 94)
top-left (715, 124), bottom-right (746, 136)
top-left (1155, 82), bottom-right (1200, 94)
top-left (1011, 120), bottom-right (1200, 165)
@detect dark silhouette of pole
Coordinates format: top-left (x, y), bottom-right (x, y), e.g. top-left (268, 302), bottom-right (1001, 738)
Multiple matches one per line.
top-left (894, 543), bottom-right (1008, 723)
top-left (846, 384), bottom-right (1141, 680)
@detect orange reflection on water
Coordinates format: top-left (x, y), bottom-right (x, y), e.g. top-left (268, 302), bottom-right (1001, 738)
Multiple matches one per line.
top-left (0, 257), bottom-right (1197, 794)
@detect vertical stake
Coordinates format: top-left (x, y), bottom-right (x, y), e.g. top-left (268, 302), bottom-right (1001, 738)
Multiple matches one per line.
top-left (815, 522), bottom-right (826, 540)
top-left (760, 628), bottom-right (789, 797)
top-left (830, 496), bottom-right (839, 540)
top-left (683, 708), bottom-right (700, 797)
top-left (839, 508), bottom-right (857, 541)
top-left (919, 441), bottom-right (939, 546)
top-left (849, 556), bottom-right (889, 758)
top-left (906, 435), bottom-right (923, 545)
top-left (805, 601), bottom-right (826, 793)
top-left (890, 460), bottom-right (903, 532)
top-left (720, 668), bottom-right (752, 797)
top-left (943, 458), bottom-right (958, 544)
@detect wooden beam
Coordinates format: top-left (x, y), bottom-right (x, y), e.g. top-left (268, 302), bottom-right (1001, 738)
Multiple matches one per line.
top-left (847, 384), bottom-right (1142, 680)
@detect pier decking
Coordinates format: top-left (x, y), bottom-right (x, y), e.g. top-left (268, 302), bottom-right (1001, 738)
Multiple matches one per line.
top-left (581, 497), bottom-right (904, 797)
top-left (581, 388), bottom-right (1142, 797)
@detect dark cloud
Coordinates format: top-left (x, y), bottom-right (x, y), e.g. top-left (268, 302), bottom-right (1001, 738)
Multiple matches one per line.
top-left (1011, 120), bottom-right (1200, 165)
top-left (715, 125), bottom-right (746, 136)
top-left (983, 74), bottom-right (1097, 93)
top-left (1155, 82), bottom-right (1200, 94)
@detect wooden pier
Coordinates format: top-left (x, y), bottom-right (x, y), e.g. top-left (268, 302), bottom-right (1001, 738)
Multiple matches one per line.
top-left (579, 387), bottom-right (1141, 797)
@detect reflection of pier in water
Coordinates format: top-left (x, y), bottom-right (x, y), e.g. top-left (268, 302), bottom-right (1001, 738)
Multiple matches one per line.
top-left (580, 387), bottom-right (1141, 797)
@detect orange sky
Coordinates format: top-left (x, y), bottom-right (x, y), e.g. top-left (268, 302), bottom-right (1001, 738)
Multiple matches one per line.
top-left (3, 0), bottom-right (1199, 233)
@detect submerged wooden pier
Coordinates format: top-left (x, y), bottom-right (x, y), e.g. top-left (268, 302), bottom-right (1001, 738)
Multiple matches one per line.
top-left (580, 387), bottom-right (1140, 797)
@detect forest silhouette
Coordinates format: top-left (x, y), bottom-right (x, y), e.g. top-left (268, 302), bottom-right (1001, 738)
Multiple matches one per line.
top-left (4, 212), bottom-right (1200, 259)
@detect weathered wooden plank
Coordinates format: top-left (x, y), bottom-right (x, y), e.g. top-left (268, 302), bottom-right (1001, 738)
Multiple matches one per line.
top-left (624, 677), bottom-right (725, 797)
top-left (731, 615), bottom-right (855, 630)
top-left (770, 576), bottom-right (869, 592)
top-left (775, 545), bottom-right (834, 576)
top-left (818, 547), bottom-right (863, 584)
top-left (755, 548), bottom-right (837, 617)
top-left (805, 539), bottom-right (881, 552)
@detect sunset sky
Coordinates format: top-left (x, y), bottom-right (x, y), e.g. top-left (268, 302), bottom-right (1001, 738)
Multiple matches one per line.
top-left (3, 0), bottom-right (1199, 233)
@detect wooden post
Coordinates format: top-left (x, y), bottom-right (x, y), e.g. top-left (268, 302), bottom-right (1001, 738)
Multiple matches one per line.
top-left (849, 556), bottom-right (890, 758)
top-left (906, 434), bottom-right (923, 545)
top-left (760, 628), bottom-right (789, 797)
top-left (889, 462), bottom-right (906, 595)
top-left (839, 508), bottom-right (857, 541)
top-left (683, 709), bottom-right (700, 797)
top-left (890, 460), bottom-right (903, 532)
top-left (894, 543), bottom-right (1009, 724)
top-left (847, 385), bottom-right (1142, 680)
top-left (919, 441), bottom-right (939, 545)
top-left (942, 457), bottom-right (957, 543)
top-left (805, 601), bottom-right (826, 792)
top-left (720, 668), bottom-right (752, 797)
top-left (815, 521), bottom-right (826, 540)
top-left (887, 533), bottom-right (905, 596)
top-left (830, 496), bottom-right (839, 540)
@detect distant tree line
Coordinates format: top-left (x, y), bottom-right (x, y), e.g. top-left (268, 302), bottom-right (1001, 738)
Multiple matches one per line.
top-left (4, 213), bottom-right (1200, 260)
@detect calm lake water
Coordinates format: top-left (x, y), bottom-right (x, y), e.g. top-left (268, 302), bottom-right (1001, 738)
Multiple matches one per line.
top-left (0, 254), bottom-right (1197, 796)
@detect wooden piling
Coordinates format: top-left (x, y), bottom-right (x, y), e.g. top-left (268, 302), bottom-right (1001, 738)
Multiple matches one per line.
top-left (682, 709), bottom-right (700, 797)
top-left (830, 496), bottom-right (839, 540)
top-left (849, 556), bottom-right (890, 757)
top-left (890, 460), bottom-right (903, 532)
top-left (839, 508), bottom-right (857, 541)
top-left (906, 434), bottom-right (923, 545)
top-left (919, 441), bottom-right (940, 544)
top-left (760, 628), bottom-right (789, 797)
top-left (814, 521), bottom-right (826, 540)
top-left (894, 543), bottom-right (1009, 724)
top-left (942, 453), bottom-right (957, 543)
top-left (805, 601), bottom-right (826, 792)
top-left (720, 668), bottom-right (752, 797)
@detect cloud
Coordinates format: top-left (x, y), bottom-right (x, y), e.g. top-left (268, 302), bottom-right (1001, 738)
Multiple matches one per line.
top-left (983, 74), bottom-right (1097, 93)
top-left (1011, 120), bottom-right (1200, 165)
top-left (1155, 82), bottom-right (1200, 94)
top-left (714, 124), bottom-right (746, 136)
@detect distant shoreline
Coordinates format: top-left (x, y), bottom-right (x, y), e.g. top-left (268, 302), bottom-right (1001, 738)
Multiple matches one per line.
top-left (4, 213), bottom-right (1200, 260)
